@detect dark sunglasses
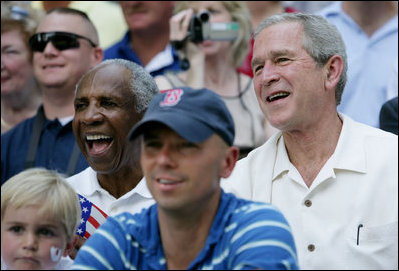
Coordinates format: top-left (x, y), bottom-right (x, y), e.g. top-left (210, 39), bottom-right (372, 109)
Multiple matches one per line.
top-left (29, 31), bottom-right (97, 52)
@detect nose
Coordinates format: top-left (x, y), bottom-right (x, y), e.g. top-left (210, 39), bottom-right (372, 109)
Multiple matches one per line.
top-left (155, 144), bottom-right (177, 168)
top-left (259, 62), bottom-right (280, 87)
top-left (42, 41), bottom-right (59, 56)
top-left (22, 232), bottom-right (38, 251)
top-left (82, 103), bottom-right (103, 125)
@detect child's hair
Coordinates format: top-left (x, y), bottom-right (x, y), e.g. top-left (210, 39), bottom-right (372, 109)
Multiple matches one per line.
top-left (1, 168), bottom-right (81, 242)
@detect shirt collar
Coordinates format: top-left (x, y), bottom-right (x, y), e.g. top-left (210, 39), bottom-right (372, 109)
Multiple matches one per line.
top-left (78, 167), bottom-right (153, 198)
top-left (273, 135), bottom-right (290, 180)
top-left (144, 44), bottom-right (174, 74)
top-left (332, 113), bottom-right (367, 173)
top-left (272, 113), bottom-right (367, 181)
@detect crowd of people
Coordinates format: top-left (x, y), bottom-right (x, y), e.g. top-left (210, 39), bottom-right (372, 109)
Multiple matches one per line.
top-left (1, 1), bottom-right (398, 270)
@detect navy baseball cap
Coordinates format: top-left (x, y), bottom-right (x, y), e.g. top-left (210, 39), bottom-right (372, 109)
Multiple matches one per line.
top-left (128, 87), bottom-right (235, 146)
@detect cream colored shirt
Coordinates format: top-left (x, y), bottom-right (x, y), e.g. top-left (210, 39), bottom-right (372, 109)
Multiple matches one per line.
top-left (221, 114), bottom-right (398, 269)
top-left (67, 167), bottom-right (155, 216)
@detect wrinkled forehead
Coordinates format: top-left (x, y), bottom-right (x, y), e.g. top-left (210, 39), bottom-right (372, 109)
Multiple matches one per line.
top-left (77, 64), bottom-right (131, 95)
top-left (254, 22), bottom-right (304, 51)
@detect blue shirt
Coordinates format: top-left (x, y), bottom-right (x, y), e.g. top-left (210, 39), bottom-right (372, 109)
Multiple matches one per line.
top-left (103, 31), bottom-right (181, 77)
top-left (1, 107), bottom-right (88, 184)
top-left (318, 1), bottom-right (398, 128)
top-left (72, 190), bottom-right (299, 270)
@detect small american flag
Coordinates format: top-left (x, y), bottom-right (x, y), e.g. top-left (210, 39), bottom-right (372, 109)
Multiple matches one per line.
top-left (76, 194), bottom-right (108, 239)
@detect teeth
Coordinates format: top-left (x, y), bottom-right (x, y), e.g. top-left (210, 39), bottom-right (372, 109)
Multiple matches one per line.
top-left (159, 179), bottom-right (176, 184)
top-left (86, 135), bottom-right (111, 141)
top-left (268, 92), bottom-right (289, 102)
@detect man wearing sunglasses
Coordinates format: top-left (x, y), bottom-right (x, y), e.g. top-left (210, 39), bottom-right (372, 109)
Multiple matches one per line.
top-left (1, 7), bottom-right (103, 184)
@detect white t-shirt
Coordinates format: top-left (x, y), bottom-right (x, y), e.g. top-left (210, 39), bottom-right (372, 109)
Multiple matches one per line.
top-left (221, 113), bottom-right (398, 269)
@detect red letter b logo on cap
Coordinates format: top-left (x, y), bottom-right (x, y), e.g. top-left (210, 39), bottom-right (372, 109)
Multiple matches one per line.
top-left (160, 88), bottom-right (184, 107)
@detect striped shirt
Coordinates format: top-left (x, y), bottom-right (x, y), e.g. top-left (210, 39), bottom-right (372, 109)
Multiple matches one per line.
top-left (72, 190), bottom-right (299, 270)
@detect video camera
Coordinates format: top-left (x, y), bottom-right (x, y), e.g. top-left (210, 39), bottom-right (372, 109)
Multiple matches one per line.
top-left (188, 11), bottom-right (239, 43)
top-left (172, 11), bottom-right (240, 70)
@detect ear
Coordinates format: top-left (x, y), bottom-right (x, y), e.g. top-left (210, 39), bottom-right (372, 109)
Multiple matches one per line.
top-left (324, 55), bottom-right (343, 92)
top-left (63, 235), bottom-right (78, 257)
top-left (91, 47), bottom-right (104, 67)
top-left (220, 146), bottom-right (239, 178)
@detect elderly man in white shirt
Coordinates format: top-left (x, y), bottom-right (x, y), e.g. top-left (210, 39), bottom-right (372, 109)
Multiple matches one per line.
top-left (67, 59), bottom-right (159, 257)
top-left (221, 13), bottom-right (398, 270)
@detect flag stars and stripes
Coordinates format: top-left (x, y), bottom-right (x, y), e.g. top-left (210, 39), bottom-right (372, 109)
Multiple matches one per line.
top-left (76, 194), bottom-right (108, 239)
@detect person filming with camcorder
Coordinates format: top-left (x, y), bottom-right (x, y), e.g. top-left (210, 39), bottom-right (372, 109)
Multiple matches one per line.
top-left (154, 1), bottom-right (278, 159)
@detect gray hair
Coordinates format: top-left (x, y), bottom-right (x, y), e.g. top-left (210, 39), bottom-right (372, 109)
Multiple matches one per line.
top-left (76, 59), bottom-right (159, 113)
top-left (255, 13), bottom-right (347, 105)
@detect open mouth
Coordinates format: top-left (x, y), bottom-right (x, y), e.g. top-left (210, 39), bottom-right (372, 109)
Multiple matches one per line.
top-left (266, 92), bottom-right (290, 102)
top-left (85, 134), bottom-right (113, 155)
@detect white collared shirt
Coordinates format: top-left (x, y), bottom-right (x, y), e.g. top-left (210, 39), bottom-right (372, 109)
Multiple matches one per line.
top-left (221, 114), bottom-right (398, 269)
top-left (67, 167), bottom-right (155, 216)
top-left (145, 44), bottom-right (174, 74)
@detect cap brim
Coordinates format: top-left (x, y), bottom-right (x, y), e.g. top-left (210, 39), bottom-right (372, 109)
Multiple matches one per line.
top-left (128, 111), bottom-right (214, 143)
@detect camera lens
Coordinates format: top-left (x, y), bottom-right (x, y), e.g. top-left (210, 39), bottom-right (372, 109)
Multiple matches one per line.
top-left (198, 11), bottom-right (209, 22)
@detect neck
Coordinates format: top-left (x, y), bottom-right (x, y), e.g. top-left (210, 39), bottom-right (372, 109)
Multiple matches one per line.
top-left (130, 28), bottom-right (170, 66)
top-left (158, 189), bottom-right (221, 270)
top-left (41, 85), bottom-right (75, 120)
top-left (1, 78), bottom-right (42, 129)
top-left (283, 113), bottom-right (343, 187)
top-left (342, 1), bottom-right (398, 37)
top-left (203, 55), bottom-right (239, 97)
top-left (97, 164), bottom-right (143, 199)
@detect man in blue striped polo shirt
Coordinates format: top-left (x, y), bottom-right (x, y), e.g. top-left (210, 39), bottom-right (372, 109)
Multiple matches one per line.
top-left (72, 87), bottom-right (299, 270)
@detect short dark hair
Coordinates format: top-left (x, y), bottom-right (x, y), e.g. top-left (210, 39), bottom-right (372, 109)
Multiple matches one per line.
top-left (47, 7), bottom-right (90, 20)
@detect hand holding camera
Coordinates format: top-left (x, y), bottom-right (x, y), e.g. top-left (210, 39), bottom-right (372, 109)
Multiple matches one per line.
top-left (170, 8), bottom-right (239, 70)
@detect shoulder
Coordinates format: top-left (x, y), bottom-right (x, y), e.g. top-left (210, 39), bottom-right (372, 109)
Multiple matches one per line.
top-left (1, 117), bottom-right (34, 141)
top-left (381, 97), bottom-right (398, 112)
top-left (346, 114), bottom-right (397, 141)
top-left (103, 32), bottom-right (130, 58)
top-left (154, 74), bottom-right (173, 91)
top-left (66, 167), bottom-right (94, 188)
top-left (230, 196), bottom-right (291, 229)
top-left (223, 195), bottom-right (298, 269)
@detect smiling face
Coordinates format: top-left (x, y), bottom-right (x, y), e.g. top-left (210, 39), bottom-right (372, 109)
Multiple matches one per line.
top-left (32, 12), bottom-right (101, 90)
top-left (252, 22), bottom-right (327, 131)
top-left (141, 125), bottom-right (233, 213)
top-left (1, 204), bottom-right (70, 270)
top-left (1, 29), bottom-right (33, 96)
top-left (73, 64), bottom-right (142, 174)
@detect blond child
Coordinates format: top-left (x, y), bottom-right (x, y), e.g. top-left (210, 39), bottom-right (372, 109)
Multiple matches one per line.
top-left (1, 168), bottom-right (81, 270)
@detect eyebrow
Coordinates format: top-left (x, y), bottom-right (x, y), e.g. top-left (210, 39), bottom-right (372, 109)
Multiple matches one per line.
top-left (251, 49), bottom-right (294, 69)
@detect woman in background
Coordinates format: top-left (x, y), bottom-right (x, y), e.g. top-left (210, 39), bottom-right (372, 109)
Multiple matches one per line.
top-left (1, 3), bottom-right (43, 133)
top-left (155, 1), bottom-right (278, 159)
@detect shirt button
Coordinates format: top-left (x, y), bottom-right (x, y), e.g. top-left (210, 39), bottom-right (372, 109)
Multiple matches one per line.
top-left (304, 199), bottom-right (312, 207)
top-left (308, 244), bottom-right (315, 252)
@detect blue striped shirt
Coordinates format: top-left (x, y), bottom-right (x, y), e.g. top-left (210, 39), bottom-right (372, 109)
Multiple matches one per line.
top-left (72, 190), bottom-right (299, 270)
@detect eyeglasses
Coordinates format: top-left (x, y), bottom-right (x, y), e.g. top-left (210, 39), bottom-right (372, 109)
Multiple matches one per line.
top-left (29, 31), bottom-right (97, 52)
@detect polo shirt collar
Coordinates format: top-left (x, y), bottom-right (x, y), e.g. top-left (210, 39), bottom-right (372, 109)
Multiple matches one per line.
top-left (272, 113), bottom-right (367, 182)
top-left (78, 167), bottom-right (152, 199)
